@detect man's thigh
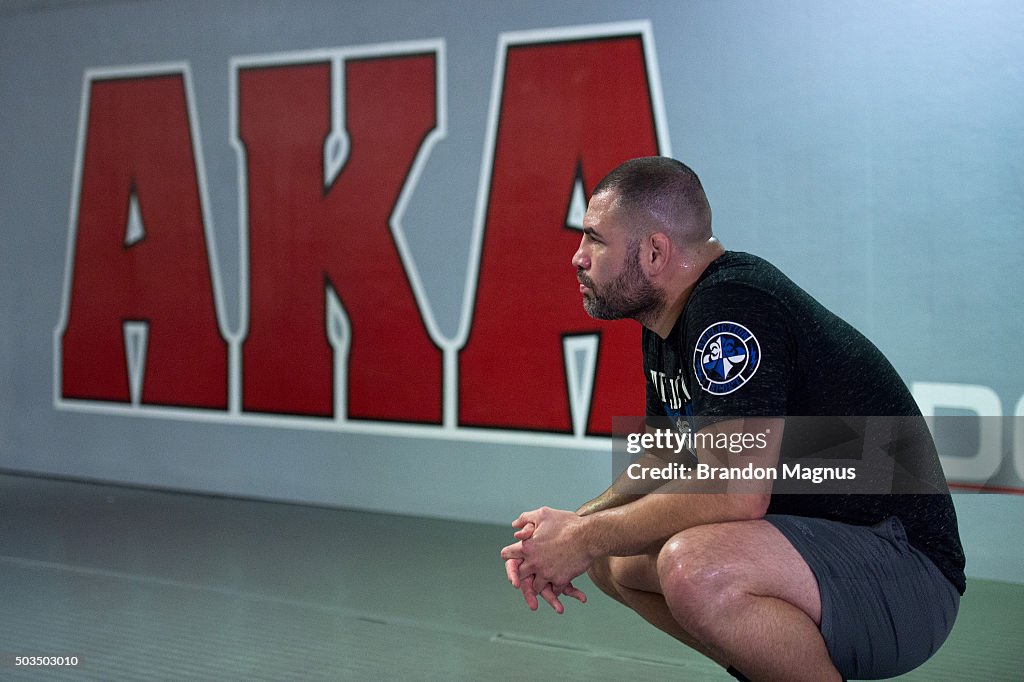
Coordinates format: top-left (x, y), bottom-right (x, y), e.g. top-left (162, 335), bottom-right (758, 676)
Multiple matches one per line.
top-left (600, 519), bottom-right (822, 623)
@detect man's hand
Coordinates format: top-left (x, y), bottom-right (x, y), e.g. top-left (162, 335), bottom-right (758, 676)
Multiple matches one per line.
top-left (501, 507), bottom-right (596, 611)
top-left (505, 560), bottom-right (588, 614)
top-left (503, 521), bottom-right (587, 613)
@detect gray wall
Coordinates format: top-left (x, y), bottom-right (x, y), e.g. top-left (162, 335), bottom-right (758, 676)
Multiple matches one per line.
top-left (1, 0), bottom-right (1022, 583)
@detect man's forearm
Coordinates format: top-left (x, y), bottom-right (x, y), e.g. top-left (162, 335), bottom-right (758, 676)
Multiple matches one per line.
top-left (578, 418), bottom-right (782, 556)
top-left (576, 489), bottom-right (640, 516)
top-left (579, 488), bottom-right (770, 558)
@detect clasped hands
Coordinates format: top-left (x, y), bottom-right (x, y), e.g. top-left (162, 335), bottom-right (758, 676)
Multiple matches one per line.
top-left (499, 506), bottom-right (591, 614)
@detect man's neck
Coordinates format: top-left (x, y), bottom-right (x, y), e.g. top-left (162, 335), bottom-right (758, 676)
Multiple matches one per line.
top-left (642, 240), bottom-right (724, 339)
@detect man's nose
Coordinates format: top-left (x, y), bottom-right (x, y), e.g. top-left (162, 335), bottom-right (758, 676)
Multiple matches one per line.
top-left (572, 242), bottom-right (588, 270)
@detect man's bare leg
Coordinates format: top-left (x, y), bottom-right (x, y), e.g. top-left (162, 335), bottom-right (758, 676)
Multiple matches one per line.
top-left (587, 553), bottom-right (731, 668)
top-left (656, 520), bottom-right (841, 682)
top-left (588, 520), bottom-right (843, 681)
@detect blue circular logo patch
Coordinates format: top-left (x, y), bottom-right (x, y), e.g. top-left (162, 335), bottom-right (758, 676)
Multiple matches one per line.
top-left (693, 321), bottom-right (761, 395)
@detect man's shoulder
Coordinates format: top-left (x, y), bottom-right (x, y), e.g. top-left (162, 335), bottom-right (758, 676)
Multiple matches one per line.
top-left (696, 251), bottom-right (779, 291)
top-left (687, 252), bottom-right (791, 317)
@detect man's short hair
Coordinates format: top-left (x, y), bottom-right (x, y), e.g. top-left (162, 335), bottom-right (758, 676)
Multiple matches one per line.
top-left (593, 157), bottom-right (712, 244)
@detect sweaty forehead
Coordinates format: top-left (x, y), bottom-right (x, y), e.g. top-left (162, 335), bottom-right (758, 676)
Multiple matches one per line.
top-left (585, 190), bottom-right (644, 241)
top-left (584, 191), bottom-right (625, 229)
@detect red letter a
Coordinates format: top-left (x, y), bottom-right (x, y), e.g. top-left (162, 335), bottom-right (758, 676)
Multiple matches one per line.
top-left (60, 72), bottom-right (227, 409)
top-left (460, 30), bottom-right (665, 434)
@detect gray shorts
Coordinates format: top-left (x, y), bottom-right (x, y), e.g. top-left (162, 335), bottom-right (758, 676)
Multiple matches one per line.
top-left (765, 514), bottom-right (960, 680)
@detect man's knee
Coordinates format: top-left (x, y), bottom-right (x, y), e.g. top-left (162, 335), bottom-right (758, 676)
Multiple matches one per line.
top-left (657, 532), bottom-right (704, 604)
top-left (657, 527), bottom-right (741, 631)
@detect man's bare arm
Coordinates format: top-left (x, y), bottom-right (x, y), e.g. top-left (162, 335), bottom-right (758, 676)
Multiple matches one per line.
top-left (503, 418), bottom-right (783, 605)
top-left (579, 417), bottom-right (783, 557)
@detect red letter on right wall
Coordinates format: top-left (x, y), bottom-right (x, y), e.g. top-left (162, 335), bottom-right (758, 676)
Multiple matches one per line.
top-left (459, 32), bottom-right (664, 435)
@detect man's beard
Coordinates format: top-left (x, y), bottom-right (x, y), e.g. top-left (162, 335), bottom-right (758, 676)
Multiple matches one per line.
top-left (578, 241), bottom-right (663, 324)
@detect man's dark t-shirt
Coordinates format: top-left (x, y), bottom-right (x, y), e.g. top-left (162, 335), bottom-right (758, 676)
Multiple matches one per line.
top-left (642, 251), bottom-right (966, 594)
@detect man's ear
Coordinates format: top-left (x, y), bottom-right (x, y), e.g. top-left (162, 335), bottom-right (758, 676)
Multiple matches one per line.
top-left (646, 232), bottom-right (672, 276)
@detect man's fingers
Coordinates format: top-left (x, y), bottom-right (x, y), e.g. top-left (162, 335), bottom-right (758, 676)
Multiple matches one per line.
top-left (512, 507), bottom-right (544, 529)
top-left (538, 583), bottom-right (564, 614)
top-left (513, 521), bottom-right (535, 540)
top-left (511, 573), bottom-right (583, 613)
top-left (562, 582), bottom-right (588, 604)
top-left (500, 541), bottom-right (524, 561)
top-left (520, 574), bottom-right (539, 611)
top-left (504, 558), bottom-right (522, 588)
